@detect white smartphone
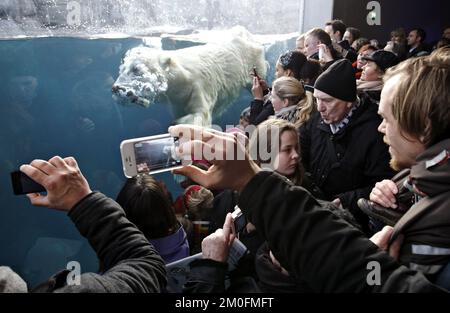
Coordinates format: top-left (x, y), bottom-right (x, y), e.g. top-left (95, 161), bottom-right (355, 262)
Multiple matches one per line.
top-left (318, 44), bottom-right (324, 61)
top-left (120, 133), bottom-right (189, 177)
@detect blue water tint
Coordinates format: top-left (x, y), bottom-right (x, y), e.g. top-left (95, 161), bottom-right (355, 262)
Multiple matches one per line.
top-left (0, 36), bottom-right (254, 287)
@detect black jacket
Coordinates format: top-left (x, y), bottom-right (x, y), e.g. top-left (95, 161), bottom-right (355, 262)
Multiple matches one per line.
top-left (299, 96), bottom-right (395, 227)
top-left (32, 192), bottom-right (167, 293)
top-left (390, 139), bottom-right (450, 279)
top-left (183, 257), bottom-right (260, 293)
top-left (238, 171), bottom-right (446, 292)
top-left (255, 242), bottom-right (311, 293)
top-left (407, 44), bottom-right (430, 58)
top-left (249, 98), bottom-right (274, 126)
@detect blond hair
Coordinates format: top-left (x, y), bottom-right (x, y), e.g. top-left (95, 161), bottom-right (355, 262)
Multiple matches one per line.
top-left (383, 46), bottom-right (450, 146)
top-left (248, 119), bottom-right (304, 185)
top-left (272, 76), bottom-right (315, 127)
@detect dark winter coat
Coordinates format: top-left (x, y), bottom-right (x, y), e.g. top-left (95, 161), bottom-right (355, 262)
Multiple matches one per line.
top-left (249, 98), bottom-right (274, 126)
top-left (32, 192), bottom-right (167, 293)
top-left (238, 171), bottom-right (446, 292)
top-left (390, 139), bottom-right (450, 281)
top-left (299, 95), bottom-right (395, 228)
top-left (407, 44), bottom-right (430, 58)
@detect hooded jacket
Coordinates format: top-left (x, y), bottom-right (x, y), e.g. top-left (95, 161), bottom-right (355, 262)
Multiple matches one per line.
top-left (389, 139), bottom-right (450, 278)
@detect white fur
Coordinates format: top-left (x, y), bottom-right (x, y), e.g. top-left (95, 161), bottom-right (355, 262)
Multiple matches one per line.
top-left (113, 28), bottom-right (267, 126)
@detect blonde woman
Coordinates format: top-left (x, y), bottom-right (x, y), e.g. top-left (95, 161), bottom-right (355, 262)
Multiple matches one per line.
top-left (248, 119), bottom-right (310, 188)
top-left (270, 76), bottom-right (315, 128)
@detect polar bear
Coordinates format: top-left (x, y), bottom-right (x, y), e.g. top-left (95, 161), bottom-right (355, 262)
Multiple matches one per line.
top-left (112, 28), bottom-right (267, 126)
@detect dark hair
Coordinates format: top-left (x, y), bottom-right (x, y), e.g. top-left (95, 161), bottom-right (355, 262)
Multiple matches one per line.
top-left (306, 28), bottom-right (341, 60)
top-left (299, 59), bottom-right (322, 85)
top-left (411, 28), bottom-right (426, 43)
top-left (278, 50), bottom-right (307, 81)
top-left (359, 44), bottom-right (378, 54)
top-left (116, 174), bottom-right (178, 239)
top-left (391, 28), bottom-right (407, 42)
top-left (437, 37), bottom-right (450, 49)
top-left (346, 27), bottom-right (361, 41)
top-left (308, 28), bottom-right (332, 46)
top-left (353, 38), bottom-right (370, 52)
top-left (326, 19), bottom-right (347, 38)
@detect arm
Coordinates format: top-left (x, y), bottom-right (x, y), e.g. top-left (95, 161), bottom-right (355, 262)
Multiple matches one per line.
top-left (183, 213), bottom-right (234, 293)
top-left (21, 156), bottom-right (166, 293)
top-left (298, 119), bottom-right (312, 171)
top-left (249, 76), bottom-right (273, 125)
top-left (169, 125), bottom-right (444, 293)
top-left (249, 99), bottom-right (274, 125)
top-left (239, 171), bottom-right (443, 293)
top-left (61, 192), bottom-right (167, 293)
top-left (183, 259), bottom-right (227, 293)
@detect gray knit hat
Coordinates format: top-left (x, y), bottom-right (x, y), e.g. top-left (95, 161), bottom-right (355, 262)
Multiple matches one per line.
top-left (0, 266), bottom-right (28, 293)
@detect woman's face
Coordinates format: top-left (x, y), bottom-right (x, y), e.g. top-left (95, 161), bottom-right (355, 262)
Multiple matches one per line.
top-left (361, 61), bottom-right (382, 81)
top-left (274, 130), bottom-right (300, 177)
top-left (391, 35), bottom-right (403, 44)
top-left (271, 91), bottom-right (288, 113)
top-left (357, 49), bottom-right (375, 69)
top-left (275, 61), bottom-right (289, 79)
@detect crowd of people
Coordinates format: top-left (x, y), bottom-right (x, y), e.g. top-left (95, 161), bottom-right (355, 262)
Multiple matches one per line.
top-left (1, 20), bottom-right (449, 293)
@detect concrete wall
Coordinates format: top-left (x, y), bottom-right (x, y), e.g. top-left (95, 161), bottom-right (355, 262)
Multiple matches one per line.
top-left (300, 0), bottom-right (334, 34)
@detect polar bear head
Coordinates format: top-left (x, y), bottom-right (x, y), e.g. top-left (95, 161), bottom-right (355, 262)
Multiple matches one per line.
top-left (112, 46), bottom-right (169, 108)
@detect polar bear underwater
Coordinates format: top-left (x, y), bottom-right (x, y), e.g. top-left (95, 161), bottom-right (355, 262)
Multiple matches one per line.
top-left (112, 28), bottom-right (267, 126)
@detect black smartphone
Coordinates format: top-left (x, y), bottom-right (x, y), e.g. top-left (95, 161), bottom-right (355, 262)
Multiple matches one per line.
top-left (11, 171), bottom-right (46, 195)
top-left (252, 66), bottom-right (259, 79)
top-left (231, 207), bottom-right (247, 234)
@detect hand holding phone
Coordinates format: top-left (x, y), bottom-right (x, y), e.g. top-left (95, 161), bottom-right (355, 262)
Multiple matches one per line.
top-left (11, 171), bottom-right (46, 195)
top-left (231, 206), bottom-right (246, 234)
top-left (252, 66), bottom-right (259, 79)
top-left (120, 133), bottom-right (190, 177)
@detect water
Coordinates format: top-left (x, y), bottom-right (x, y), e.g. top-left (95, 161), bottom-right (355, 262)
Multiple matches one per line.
top-left (0, 0), bottom-right (302, 37)
top-left (0, 32), bottom-right (297, 288)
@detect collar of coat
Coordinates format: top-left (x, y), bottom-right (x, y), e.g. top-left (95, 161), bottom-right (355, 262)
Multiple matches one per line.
top-left (316, 96), bottom-right (378, 137)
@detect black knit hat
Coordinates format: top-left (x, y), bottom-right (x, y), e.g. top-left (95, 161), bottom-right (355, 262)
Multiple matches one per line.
top-left (362, 50), bottom-right (399, 72)
top-left (314, 59), bottom-right (356, 102)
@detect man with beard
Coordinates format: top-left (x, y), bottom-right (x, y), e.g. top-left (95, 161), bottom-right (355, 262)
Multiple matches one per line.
top-left (359, 47), bottom-right (450, 289)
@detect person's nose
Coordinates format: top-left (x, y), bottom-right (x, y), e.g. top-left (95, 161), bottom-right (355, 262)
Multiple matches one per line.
top-left (378, 119), bottom-right (386, 134)
top-left (317, 100), bottom-right (326, 112)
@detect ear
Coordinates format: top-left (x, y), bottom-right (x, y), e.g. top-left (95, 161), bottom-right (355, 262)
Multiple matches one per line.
top-left (286, 69), bottom-right (294, 77)
top-left (377, 68), bottom-right (385, 79)
top-left (283, 98), bottom-right (290, 107)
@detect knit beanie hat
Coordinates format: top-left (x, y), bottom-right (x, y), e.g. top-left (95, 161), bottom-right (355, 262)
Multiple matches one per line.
top-left (0, 266), bottom-right (28, 293)
top-left (314, 59), bottom-right (357, 102)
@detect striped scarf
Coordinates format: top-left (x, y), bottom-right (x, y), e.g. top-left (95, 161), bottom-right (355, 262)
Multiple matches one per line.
top-left (329, 99), bottom-right (360, 134)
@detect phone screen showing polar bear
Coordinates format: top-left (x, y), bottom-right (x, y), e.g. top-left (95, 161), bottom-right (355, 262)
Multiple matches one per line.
top-left (134, 137), bottom-right (181, 174)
